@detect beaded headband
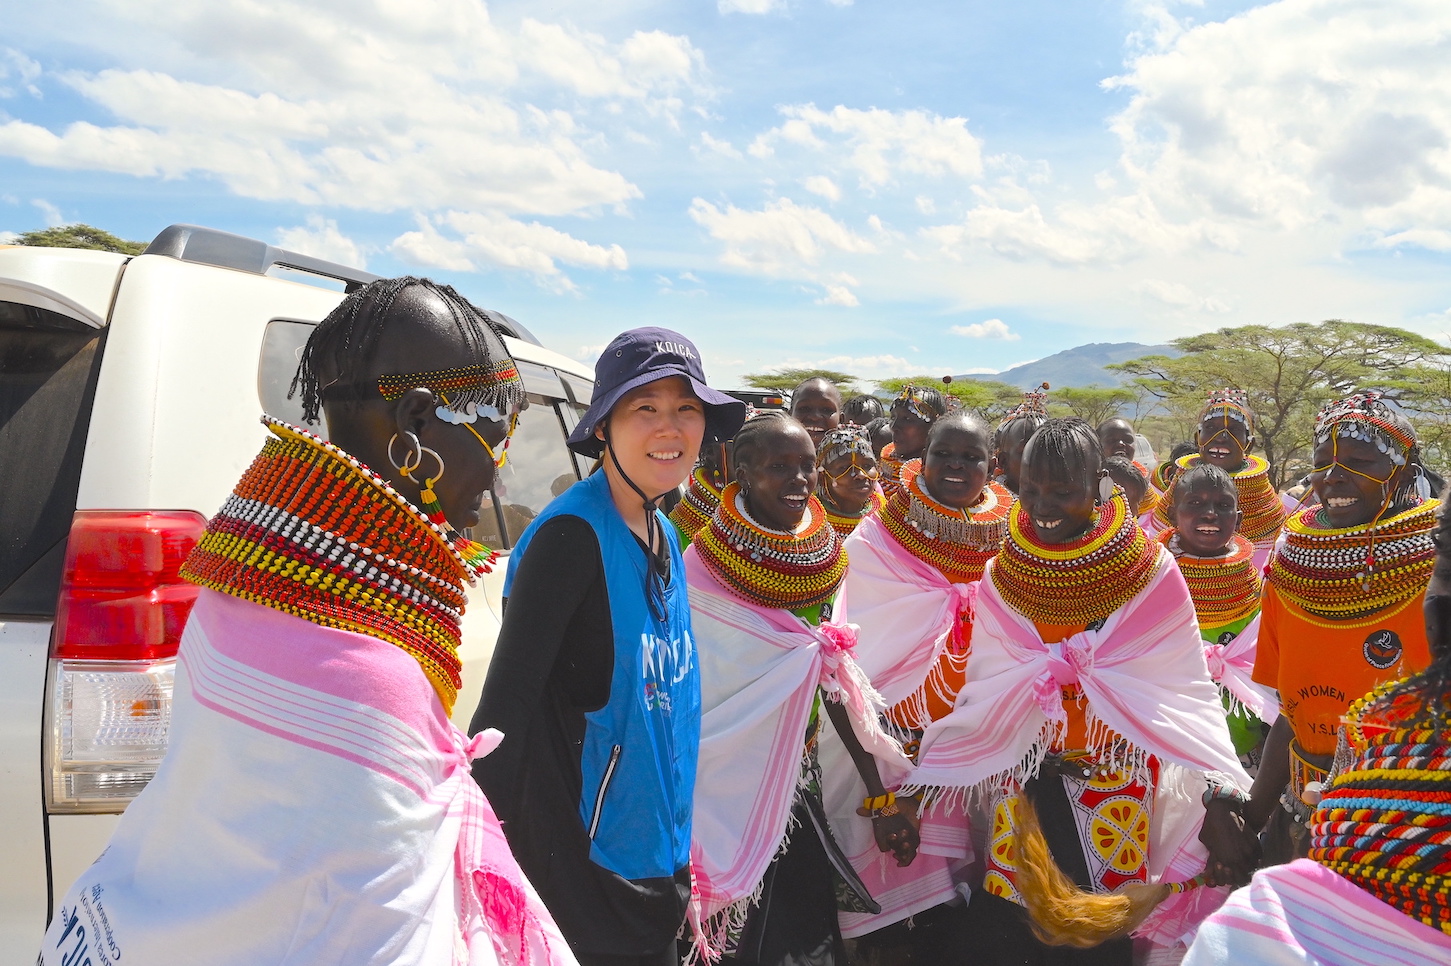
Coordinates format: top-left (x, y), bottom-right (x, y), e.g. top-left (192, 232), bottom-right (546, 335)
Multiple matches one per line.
top-left (1199, 388), bottom-right (1252, 430)
top-left (999, 382), bottom-right (1050, 427)
top-left (817, 424), bottom-right (874, 466)
top-left (893, 384), bottom-right (937, 423)
top-left (1313, 391), bottom-right (1415, 466)
top-left (371, 359), bottom-right (524, 423)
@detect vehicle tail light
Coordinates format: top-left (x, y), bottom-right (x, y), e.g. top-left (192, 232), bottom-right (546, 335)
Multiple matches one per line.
top-left (45, 510), bottom-right (207, 813)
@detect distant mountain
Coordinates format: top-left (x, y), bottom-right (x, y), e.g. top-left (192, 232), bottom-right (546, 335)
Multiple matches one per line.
top-left (961, 342), bottom-right (1181, 389)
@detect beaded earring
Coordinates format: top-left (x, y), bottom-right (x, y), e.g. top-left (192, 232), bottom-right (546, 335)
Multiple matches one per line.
top-left (1098, 470), bottom-right (1114, 506)
top-left (414, 446), bottom-right (449, 526)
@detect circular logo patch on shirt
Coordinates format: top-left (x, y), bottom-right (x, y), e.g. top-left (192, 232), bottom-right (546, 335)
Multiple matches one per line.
top-left (1363, 629), bottom-right (1402, 670)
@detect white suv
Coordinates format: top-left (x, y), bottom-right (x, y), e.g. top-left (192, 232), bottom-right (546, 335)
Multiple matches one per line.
top-left (0, 225), bottom-right (597, 964)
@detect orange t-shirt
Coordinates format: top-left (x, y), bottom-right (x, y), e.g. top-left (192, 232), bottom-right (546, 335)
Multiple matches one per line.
top-left (1252, 582), bottom-right (1431, 756)
top-left (1036, 621), bottom-right (1092, 750)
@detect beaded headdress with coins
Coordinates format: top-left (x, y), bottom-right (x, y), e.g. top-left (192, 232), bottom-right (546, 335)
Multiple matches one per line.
top-left (893, 384), bottom-right (939, 423)
top-left (1199, 388), bottom-right (1253, 430)
top-left (1313, 391), bottom-right (1415, 468)
top-left (817, 423), bottom-right (875, 467)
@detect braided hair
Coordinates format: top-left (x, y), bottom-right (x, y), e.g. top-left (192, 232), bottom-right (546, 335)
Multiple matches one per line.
top-left (928, 410), bottom-right (991, 447)
top-left (731, 411), bottom-right (800, 476)
top-left (289, 276), bottom-right (512, 425)
top-left (1171, 462), bottom-right (1236, 509)
top-left (1021, 418), bottom-right (1101, 489)
top-left (842, 394), bottom-right (885, 425)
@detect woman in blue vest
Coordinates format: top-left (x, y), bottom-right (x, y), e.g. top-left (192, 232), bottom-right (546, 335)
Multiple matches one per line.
top-left (470, 328), bottom-right (746, 966)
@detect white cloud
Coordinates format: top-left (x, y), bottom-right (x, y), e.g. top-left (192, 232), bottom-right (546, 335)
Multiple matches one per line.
top-left (688, 196), bottom-right (876, 275)
top-left (950, 318), bottom-right (1020, 340)
top-left (914, 195), bottom-right (936, 215)
top-left (1373, 229), bottom-right (1451, 253)
top-left (0, 3), bottom-right (709, 221)
top-left (0, 49), bottom-right (42, 98)
top-left (719, 0), bottom-right (783, 13)
top-left (803, 175), bottom-right (841, 202)
top-left (575, 344), bottom-right (605, 362)
top-left (815, 285), bottom-right (858, 307)
top-left (32, 198), bottom-right (61, 227)
top-left (0, 230), bottom-right (18, 244)
top-left (276, 215), bottom-right (366, 269)
top-left (391, 211), bottom-right (628, 293)
top-left (1131, 277), bottom-right (1232, 314)
top-left (698, 132), bottom-right (743, 159)
top-left (1105, 0), bottom-right (1451, 236)
top-left (749, 104), bottom-right (984, 187)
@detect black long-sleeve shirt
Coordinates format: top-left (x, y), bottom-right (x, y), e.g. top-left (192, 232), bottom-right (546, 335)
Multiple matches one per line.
top-left (468, 515), bottom-right (688, 957)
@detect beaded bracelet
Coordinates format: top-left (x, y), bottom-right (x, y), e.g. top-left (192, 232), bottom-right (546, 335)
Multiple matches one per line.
top-left (857, 791), bottom-right (899, 819)
top-left (1201, 784), bottom-right (1250, 811)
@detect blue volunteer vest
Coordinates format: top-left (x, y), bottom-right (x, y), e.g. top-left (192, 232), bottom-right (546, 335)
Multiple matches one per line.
top-left (504, 470), bottom-right (699, 880)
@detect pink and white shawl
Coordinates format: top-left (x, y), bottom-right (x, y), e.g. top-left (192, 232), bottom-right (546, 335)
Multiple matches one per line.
top-left (902, 549), bottom-right (1252, 946)
top-left (1204, 612), bottom-right (1279, 725)
top-left (1183, 859), bottom-right (1451, 965)
top-left (683, 548), bottom-right (910, 938)
top-left (41, 590), bottom-right (574, 966)
top-left (836, 513), bottom-right (978, 727)
top-left (818, 513), bottom-right (978, 936)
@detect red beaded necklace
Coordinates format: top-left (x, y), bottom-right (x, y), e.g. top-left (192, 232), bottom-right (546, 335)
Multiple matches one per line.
top-left (669, 466), bottom-right (724, 543)
top-left (991, 493), bottom-right (1160, 626)
top-left (879, 461), bottom-right (1011, 584)
top-left (1268, 500), bottom-right (1439, 621)
top-left (693, 482), bottom-right (847, 610)
top-left (181, 417), bottom-right (495, 715)
top-left (1157, 530), bottom-right (1261, 628)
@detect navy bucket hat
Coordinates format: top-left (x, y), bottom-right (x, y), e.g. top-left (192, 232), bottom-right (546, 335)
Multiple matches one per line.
top-left (567, 327), bottom-right (747, 458)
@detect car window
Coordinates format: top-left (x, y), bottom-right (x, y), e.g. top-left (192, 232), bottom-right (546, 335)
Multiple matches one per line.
top-left (0, 301), bottom-right (106, 615)
top-left (258, 319), bottom-right (317, 432)
top-left (490, 390), bottom-right (580, 548)
top-left (560, 373), bottom-right (595, 478)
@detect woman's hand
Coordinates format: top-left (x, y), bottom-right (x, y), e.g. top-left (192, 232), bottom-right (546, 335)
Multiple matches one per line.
top-left (872, 807), bottom-right (920, 867)
top-left (1199, 799), bottom-right (1259, 887)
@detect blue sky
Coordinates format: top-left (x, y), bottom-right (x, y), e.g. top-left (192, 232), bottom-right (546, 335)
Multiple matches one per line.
top-left (3, 0), bottom-right (1449, 390)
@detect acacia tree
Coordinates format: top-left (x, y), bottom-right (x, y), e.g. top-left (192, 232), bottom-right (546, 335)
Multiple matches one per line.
top-left (1050, 385), bottom-right (1137, 428)
top-left (16, 224), bottom-right (146, 255)
top-left (741, 367), bottom-right (859, 393)
top-left (1111, 321), bottom-right (1451, 488)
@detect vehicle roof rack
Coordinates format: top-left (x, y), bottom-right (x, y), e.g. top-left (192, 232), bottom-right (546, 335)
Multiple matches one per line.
top-left (142, 224), bottom-right (541, 345)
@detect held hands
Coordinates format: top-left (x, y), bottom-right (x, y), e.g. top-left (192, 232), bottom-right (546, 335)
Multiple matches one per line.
top-left (1198, 798), bottom-right (1260, 887)
top-left (859, 792), bottom-right (920, 866)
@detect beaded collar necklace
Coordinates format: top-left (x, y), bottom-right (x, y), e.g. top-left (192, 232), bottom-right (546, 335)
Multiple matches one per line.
top-left (1153, 454), bottom-right (1286, 543)
top-left (879, 461), bottom-right (1011, 583)
top-left (878, 441), bottom-right (907, 498)
top-left (693, 481), bottom-right (847, 611)
top-left (991, 492), bottom-right (1160, 626)
top-left (1268, 499), bottom-right (1439, 621)
top-left (819, 487), bottom-right (886, 538)
top-left (181, 417), bottom-right (496, 715)
top-left (670, 466), bottom-right (724, 543)
top-left (1308, 682), bottom-right (1451, 935)
top-left (1158, 530), bottom-right (1261, 628)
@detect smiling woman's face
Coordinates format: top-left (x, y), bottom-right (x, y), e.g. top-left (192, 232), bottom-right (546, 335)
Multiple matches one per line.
top-left (739, 424), bottom-right (818, 531)
top-left (1310, 434), bottom-right (1402, 529)
top-left (922, 422), bottom-right (993, 510)
top-left (1196, 413), bottom-right (1252, 471)
top-left (1173, 481), bottom-right (1241, 557)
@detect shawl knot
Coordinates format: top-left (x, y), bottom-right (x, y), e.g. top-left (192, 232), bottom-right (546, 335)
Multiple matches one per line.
top-left (1203, 643), bottom-right (1228, 683)
top-left (817, 620), bottom-right (860, 695)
